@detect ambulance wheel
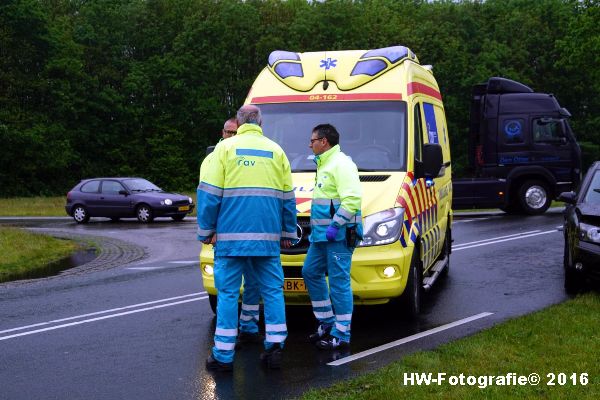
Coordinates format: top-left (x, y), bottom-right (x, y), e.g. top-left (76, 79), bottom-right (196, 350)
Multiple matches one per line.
top-left (400, 249), bottom-right (422, 318)
top-left (440, 226), bottom-right (451, 276)
top-left (517, 180), bottom-right (551, 215)
top-left (209, 294), bottom-right (217, 314)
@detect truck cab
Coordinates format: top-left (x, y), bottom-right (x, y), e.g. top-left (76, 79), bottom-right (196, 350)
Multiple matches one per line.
top-left (453, 77), bottom-right (582, 214)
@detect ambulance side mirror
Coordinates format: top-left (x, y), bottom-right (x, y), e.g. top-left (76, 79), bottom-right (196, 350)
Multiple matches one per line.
top-left (421, 143), bottom-right (443, 179)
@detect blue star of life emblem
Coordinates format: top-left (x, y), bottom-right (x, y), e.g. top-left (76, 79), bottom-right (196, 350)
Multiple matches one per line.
top-left (320, 58), bottom-right (337, 70)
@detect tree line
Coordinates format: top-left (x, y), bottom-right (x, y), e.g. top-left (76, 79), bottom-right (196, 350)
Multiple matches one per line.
top-left (1, 0), bottom-right (598, 196)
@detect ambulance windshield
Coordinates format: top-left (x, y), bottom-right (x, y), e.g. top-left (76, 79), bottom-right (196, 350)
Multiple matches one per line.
top-left (258, 101), bottom-right (407, 172)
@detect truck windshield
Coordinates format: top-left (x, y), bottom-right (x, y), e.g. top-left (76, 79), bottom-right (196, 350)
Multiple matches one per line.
top-left (257, 101), bottom-right (407, 172)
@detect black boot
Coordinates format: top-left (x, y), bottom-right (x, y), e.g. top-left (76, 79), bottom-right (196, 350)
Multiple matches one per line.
top-left (260, 343), bottom-right (283, 369)
top-left (205, 354), bottom-right (233, 372)
top-left (308, 324), bottom-right (332, 343)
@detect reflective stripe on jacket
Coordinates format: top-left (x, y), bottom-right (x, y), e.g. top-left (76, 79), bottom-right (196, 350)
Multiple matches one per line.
top-left (197, 123), bottom-right (297, 256)
top-left (310, 145), bottom-right (363, 242)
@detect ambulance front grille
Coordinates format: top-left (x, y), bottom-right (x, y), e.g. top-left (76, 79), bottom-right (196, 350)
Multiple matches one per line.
top-left (281, 216), bottom-right (310, 255)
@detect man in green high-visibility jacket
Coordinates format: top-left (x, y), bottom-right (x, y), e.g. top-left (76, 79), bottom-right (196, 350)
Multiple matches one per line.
top-left (302, 123), bottom-right (363, 350)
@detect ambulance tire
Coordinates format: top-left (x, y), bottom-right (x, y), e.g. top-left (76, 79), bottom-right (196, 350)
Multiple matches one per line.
top-left (209, 294), bottom-right (217, 314)
top-left (517, 180), bottom-right (551, 215)
top-left (440, 226), bottom-right (451, 277)
top-left (400, 249), bottom-right (422, 318)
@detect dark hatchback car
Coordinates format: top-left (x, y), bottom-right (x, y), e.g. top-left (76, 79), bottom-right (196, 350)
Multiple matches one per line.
top-left (65, 177), bottom-right (194, 223)
top-left (559, 161), bottom-right (600, 293)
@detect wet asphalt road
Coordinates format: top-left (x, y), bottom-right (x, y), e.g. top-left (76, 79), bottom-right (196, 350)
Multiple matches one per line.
top-left (0, 210), bottom-right (569, 400)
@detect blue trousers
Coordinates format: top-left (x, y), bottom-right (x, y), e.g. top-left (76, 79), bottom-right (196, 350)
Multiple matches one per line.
top-left (239, 271), bottom-right (260, 334)
top-left (212, 256), bottom-right (286, 363)
top-left (302, 241), bottom-right (354, 342)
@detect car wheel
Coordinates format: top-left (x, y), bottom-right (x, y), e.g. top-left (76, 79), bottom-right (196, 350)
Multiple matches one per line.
top-left (72, 205), bottom-right (90, 224)
top-left (563, 238), bottom-right (583, 294)
top-left (399, 248), bottom-right (422, 318)
top-left (171, 214), bottom-right (186, 222)
top-left (208, 294), bottom-right (217, 314)
top-left (517, 180), bottom-right (551, 215)
top-left (136, 204), bottom-right (154, 223)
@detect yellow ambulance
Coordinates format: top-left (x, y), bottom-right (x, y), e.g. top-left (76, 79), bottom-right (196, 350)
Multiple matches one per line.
top-left (201, 45), bottom-right (452, 316)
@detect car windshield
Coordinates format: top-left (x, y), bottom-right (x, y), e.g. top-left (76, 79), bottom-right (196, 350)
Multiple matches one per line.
top-left (123, 178), bottom-right (162, 192)
top-left (583, 170), bottom-right (600, 205)
top-left (258, 101), bottom-right (407, 172)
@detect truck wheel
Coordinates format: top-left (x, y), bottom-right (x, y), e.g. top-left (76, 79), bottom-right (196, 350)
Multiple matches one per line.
top-left (517, 180), bottom-right (551, 215)
top-left (208, 294), bottom-right (217, 314)
top-left (399, 249), bottom-right (423, 318)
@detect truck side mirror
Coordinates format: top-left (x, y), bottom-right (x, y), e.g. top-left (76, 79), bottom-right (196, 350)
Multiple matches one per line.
top-left (422, 143), bottom-right (443, 178)
top-left (206, 145), bottom-right (215, 155)
top-left (558, 191), bottom-right (576, 204)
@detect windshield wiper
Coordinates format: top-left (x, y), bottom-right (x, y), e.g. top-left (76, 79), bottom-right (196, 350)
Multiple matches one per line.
top-left (593, 188), bottom-right (600, 194)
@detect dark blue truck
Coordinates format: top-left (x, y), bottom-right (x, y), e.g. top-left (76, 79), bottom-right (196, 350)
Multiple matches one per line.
top-left (452, 77), bottom-right (582, 215)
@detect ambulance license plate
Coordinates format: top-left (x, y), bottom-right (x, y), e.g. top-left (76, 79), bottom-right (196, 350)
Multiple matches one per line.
top-left (284, 279), bottom-right (306, 292)
top-left (178, 206), bottom-right (190, 211)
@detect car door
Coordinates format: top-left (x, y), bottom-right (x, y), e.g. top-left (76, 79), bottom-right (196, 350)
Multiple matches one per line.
top-left (98, 180), bottom-right (130, 217)
top-left (79, 180), bottom-right (102, 215)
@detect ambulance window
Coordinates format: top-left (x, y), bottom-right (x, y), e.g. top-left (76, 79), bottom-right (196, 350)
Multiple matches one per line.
top-left (413, 104), bottom-right (423, 161)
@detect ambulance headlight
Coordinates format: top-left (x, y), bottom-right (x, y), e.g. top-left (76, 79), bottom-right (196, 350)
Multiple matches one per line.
top-left (359, 208), bottom-right (404, 247)
top-left (579, 223), bottom-right (600, 244)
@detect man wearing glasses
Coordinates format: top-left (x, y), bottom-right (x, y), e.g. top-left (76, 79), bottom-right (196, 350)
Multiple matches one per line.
top-left (221, 118), bottom-right (238, 140)
top-left (303, 124), bottom-right (363, 350)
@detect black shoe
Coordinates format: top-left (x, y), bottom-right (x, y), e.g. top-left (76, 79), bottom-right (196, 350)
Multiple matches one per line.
top-left (260, 343), bottom-right (283, 369)
top-left (316, 336), bottom-right (350, 350)
top-left (308, 324), bottom-right (332, 343)
top-left (205, 354), bottom-right (233, 372)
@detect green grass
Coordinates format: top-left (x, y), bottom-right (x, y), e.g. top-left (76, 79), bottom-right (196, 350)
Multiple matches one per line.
top-left (0, 192), bottom-right (198, 217)
top-left (301, 293), bottom-right (600, 400)
top-left (0, 226), bottom-right (81, 282)
top-left (0, 196), bottom-right (67, 216)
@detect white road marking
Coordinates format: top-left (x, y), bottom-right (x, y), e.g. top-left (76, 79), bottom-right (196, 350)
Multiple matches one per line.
top-left (168, 261), bottom-right (198, 264)
top-left (454, 230), bottom-right (540, 247)
top-left (126, 267), bottom-right (168, 270)
top-left (0, 292), bottom-right (207, 335)
top-left (328, 312), bottom-right (494, 366)
top-left (453, 229), bottom-right (557, 251)
top-left (0, 296), bottom-right (208, 341)
top-left (453, 217), bottom-right (492, 224)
